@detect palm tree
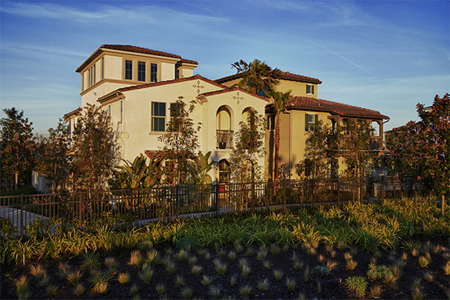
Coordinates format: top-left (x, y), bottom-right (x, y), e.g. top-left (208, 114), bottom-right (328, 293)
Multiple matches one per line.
top-left (267, 90), bottom-right (292, 181)
top-left (231, 59), bottom-right (281, 96)
top-left (232, 59), bottom-right (289, 181)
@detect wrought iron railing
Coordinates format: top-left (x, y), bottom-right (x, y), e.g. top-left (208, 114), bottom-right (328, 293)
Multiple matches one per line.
top-left (216, 130), bottom-right (234, 149)
top-left (0, 176), bottom-right (436, 238)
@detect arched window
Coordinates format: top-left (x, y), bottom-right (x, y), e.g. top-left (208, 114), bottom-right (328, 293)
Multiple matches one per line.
top-left (241, 107), bottom-right (256, 124)
top-left (216, 106), bottom-right (233, 149)
top-left (218, 159), bottom-right (230, 183)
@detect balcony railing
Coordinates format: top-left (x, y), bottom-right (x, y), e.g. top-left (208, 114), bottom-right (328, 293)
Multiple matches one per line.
top-left (216, 130), bottom-right (234, 149)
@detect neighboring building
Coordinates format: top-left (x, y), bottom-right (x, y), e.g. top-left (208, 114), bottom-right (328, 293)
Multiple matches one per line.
top-left (64, 44), bottom-right (389, 184)
top-left (216, 71), bottom-right (389, 179)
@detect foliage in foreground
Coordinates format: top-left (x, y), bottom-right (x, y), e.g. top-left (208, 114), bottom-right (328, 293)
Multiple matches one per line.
top-left (1, 197), bottom-right (448, 266)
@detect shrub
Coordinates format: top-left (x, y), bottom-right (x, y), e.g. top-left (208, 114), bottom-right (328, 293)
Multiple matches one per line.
top-left (346, 276), bottom-right (367, 297)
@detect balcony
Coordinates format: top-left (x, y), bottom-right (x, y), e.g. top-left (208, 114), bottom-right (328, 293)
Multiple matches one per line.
top-left (216, 130), bottom-right (234, 149)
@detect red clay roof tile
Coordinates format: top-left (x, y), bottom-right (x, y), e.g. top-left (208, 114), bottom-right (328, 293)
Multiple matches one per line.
top-left (198, 86), bottom-right (269, 102)
top-left (97, 75), bottom-right (226, 103)
top-left (101, 44), bottom-right (198, 64)
top-left (285, 96), bottom-right (389, 119)
top-left (215, 71), bottom-right (322, 85)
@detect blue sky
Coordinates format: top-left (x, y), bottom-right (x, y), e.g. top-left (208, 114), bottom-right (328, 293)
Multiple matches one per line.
top-left (1, 0), bottom-right (449, 135)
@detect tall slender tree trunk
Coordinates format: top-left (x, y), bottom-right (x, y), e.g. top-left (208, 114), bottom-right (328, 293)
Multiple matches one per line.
top-left (274, 114), bottom-right (280, 181)
top-left (442, 194), bottom-right (446, 217)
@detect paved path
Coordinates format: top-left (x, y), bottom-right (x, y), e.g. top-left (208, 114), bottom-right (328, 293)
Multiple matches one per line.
top-left (0, 207), bottom-right (47, 235)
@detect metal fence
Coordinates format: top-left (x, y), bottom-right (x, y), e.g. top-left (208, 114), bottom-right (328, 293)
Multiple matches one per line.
top-left (0, 176), bottom-right (434, 237)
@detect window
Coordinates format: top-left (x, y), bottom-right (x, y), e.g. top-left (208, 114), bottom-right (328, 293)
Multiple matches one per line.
top-left (138, 61), bottom-right (146, 82)
top-left (120, 100), bottom-right (123, 122)
top-left (305, 113), bottom-right (318, 131)
top-left (306, 84), bottom-right (314, 95)
top-left (175, 67), bottom-right (180, 79)
top-left (218, 160), bottom-right (230, 183)
top-left (151, 102), bottom-right (166, 132)
top-left (125, 60), bottom-right (133, 80)
top-left (88, 65), bottom-right (96, 87)
top-left (101, 58), bottom-right (104, 79)
top-left (151, 63), bottom-right (158, 82)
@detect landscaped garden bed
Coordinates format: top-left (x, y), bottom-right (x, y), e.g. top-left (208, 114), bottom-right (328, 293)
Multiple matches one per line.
top-left (1, 197), bottom-right (449, 299)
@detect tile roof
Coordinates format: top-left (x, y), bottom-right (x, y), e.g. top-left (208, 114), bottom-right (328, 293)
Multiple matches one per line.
top-left (101, 44), bottom-right (198, 65)
top-left (285, 96), bottom-right (389, 119)
top-left (63, 107), bottom-right (82, 120)
top-left (215, 71), bottom-right (322, 85)
top-left (76, 44), bottom-right (198, 72)
top-left (97, 75), bottom-right (225, 103)
top-left (198, 86), bottom-right (269, 102)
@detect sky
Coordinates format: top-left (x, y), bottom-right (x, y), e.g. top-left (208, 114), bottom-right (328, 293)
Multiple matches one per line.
top-left (1, 0), bottom-right (449, 135)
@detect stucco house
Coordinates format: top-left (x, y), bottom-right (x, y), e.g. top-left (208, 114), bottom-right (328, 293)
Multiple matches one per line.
top-left (64, 44), bottom-right (389, 184)
top-left (65, 45), bottom-right (268, 184)
top-left (216, 72), bottom-right (389, 180)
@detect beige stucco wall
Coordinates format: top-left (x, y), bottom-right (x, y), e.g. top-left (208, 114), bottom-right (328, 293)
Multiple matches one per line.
top-left (161, 62), bottom-right (175, 81)
top-left (276, 81), bottom-right (318, 98)
top-left (181, 68), bottom-right (194, 78)
top-left (266, 110), bottom-right (333, 180)
top-left (102, 78), bottom-right (268, 182)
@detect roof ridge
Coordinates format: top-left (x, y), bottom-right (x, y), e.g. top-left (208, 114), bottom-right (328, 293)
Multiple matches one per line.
top-left (287, 96), bottom-right (388, 119)
top-left (198, 85), bottom-right (269, 102)
top-left (97, 75), bottom-right (226, 102)
top-left (215, 71), bottom-right (322, 85)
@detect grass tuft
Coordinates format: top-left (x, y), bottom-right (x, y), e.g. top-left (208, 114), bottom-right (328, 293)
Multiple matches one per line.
top-left (273, 269), bottom-right (283, 281)
top-left (286, 277), bottom-right (296, 291)
top-left (240, 285), bottom-right (252, 298)
top-left (117, 271), bottom-right (130, 284)
top-left (257, 278), bottom-right (269, 291)
top-left (201, 275), bottom-right (212, 286)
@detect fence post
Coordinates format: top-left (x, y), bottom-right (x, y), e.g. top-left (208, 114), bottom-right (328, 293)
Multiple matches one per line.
top-left (20, 194), bottom-right (24, 237)
top-left (78, 193), bottom-right (82, 230)
top-left (214, 183), bottom-right (218, 217)
top-left (337, 179), bottom-right (340, 205)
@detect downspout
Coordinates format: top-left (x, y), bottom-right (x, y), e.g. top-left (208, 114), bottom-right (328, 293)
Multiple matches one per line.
top-left (282, 109), bottom-right (291, 181)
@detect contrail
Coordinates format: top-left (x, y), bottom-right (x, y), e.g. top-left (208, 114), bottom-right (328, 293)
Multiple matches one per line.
top-left (305, 39), bottom-right (374, 76)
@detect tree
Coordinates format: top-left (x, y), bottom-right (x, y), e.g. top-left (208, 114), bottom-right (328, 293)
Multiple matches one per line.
top-left (388, 94), bottom-right (449, 215)
top-left (230, 111), bottom-right (266, 183)
top-left (231, 59), bottom-right (281, 96)
top-left (35, 118), bottom-right (71, 193)
top-left (232, 59), bottom-right (288, 181)
top-left (295, 120), bottom-right (339, 179)
top-left (0, 108), bottom-right (35, 190)
top-left (340, 119), bottom-right (375, 179)
top-left (267, 90), bottom-right (292, 181)
top-left (296, 119), bottom-right (375, 177)
top-left (416, 94), bottom-right (450, 215)
top-left (111, 154), bottom-right (162, 189)
top-left (158, 98), bottom-right (199, 185)
top-left (71, 104), bottom-right (120, 191)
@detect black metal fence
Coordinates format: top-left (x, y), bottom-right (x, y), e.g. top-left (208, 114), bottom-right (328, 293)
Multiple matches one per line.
top-left (0, 176), bottom-right (434, 238)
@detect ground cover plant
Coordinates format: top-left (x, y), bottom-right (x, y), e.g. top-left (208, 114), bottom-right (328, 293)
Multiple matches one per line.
top-left (1, 197), bottom-right (449, 299)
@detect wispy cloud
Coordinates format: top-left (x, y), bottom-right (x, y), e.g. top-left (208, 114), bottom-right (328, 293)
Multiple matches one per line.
top-left (304, 39), bottom-right (374, 76)
top-left (1, 1), bottom-right (108, 20)
top-left (1, 1), bottom-right (230, 25)
top-left (1, 43), bottom-right (87, 59)
top-left (252, 1), bottom-right (371, 27)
